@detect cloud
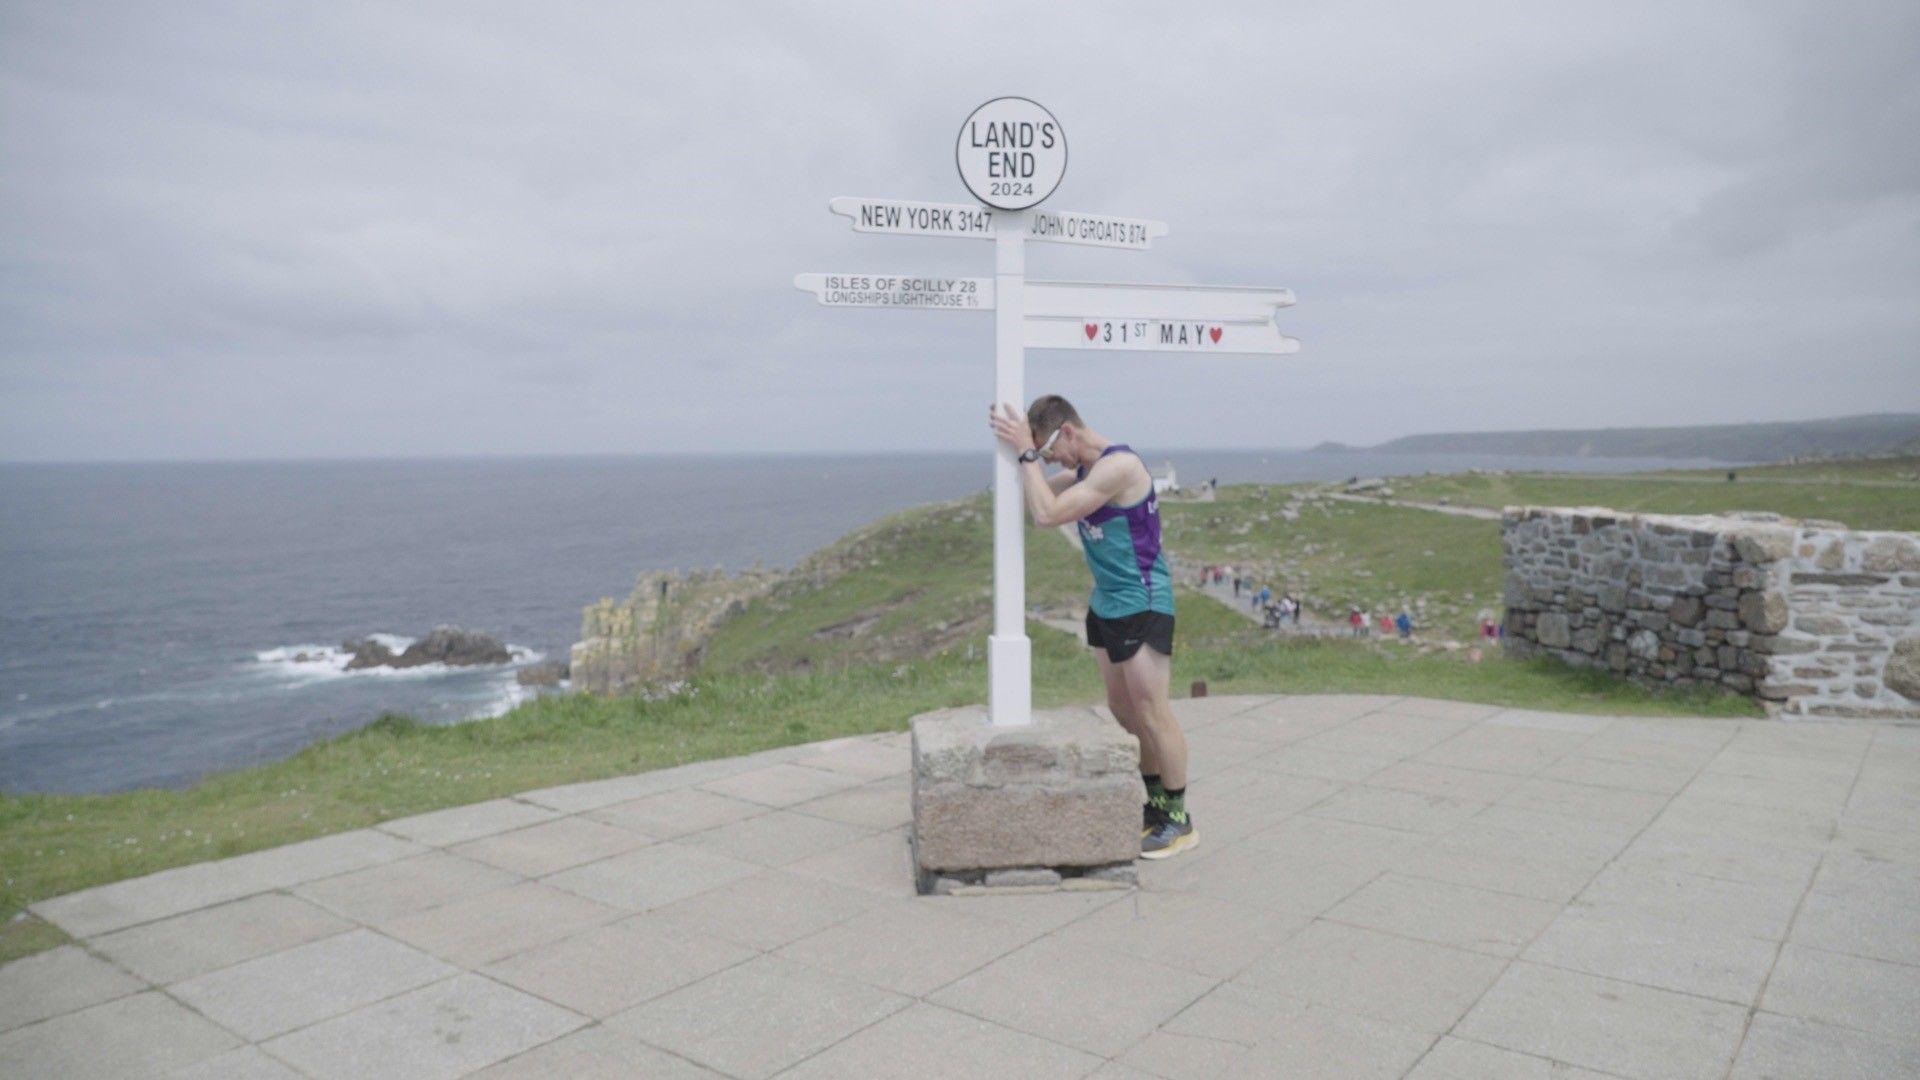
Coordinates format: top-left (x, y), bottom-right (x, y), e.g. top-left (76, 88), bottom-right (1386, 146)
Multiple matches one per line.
top-left (1, 0), bottom-right (1916, 460)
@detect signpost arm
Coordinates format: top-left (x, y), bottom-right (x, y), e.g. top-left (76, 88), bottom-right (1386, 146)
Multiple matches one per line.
top-left (989, 214), bottom-right (1031, 727)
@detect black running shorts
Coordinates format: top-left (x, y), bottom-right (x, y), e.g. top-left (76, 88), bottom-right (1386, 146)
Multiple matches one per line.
top-left (1084, 609), bottom-right (1175, 663)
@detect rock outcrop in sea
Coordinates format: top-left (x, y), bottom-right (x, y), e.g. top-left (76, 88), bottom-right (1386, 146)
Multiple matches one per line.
top-left (342, 626), bottom-right (513, 670)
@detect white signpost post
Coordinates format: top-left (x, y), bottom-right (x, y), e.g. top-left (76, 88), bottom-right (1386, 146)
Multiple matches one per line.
top-left (798, 97), bottom-right (1298, 728)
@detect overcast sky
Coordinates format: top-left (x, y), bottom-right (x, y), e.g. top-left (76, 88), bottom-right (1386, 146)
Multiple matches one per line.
top-left (2, 1), bottom-right (1916, 461)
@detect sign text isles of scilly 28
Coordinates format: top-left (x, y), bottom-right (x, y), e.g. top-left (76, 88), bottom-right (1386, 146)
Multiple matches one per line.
top-left (796, 96), bottom-right (1298, 726)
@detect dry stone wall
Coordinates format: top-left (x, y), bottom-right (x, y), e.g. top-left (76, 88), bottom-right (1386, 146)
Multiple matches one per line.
top-left (1501, 507), bottom-right (1920, 718)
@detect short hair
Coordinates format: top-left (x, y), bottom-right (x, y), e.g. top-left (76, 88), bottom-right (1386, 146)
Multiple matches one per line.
top-left (1027, 394), bottom-right (1082, 441)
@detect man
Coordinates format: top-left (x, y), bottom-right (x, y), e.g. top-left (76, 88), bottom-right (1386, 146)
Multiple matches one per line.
top-left (989, 396), bottom-right (1197, 859)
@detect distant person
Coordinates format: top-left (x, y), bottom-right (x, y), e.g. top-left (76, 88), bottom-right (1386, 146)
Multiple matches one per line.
top-left (1395, 610), bottom-right (1412, 639)
top-left (1287, 595), bottom-right (1302, 624)
top-left (1350, 608), bottom-right (1365, 637)
top-left (1727, 470), bottom-right (1737, 482)
top-left (1379, 612), bottom-right (1394, 636)
top-left (1257, 585), bottom-right (1272, 610)
top-left (1233, 575), bottom-right (1242, 598)
top-left (991, 394), bottom-right (1196, 859)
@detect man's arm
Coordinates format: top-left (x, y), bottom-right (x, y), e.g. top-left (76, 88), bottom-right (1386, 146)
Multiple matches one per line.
top-left (1019, 455), bottom-right (1125, 528)
top-left (987, 401), bottom-right (1122, 528)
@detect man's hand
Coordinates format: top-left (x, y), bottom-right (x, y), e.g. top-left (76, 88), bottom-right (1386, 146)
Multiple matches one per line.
top-left (988, 403), bottom-right (1035, 454)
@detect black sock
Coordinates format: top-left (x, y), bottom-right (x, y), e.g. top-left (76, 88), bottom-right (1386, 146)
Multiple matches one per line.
top-left (1162, 786), bottom-right (1188, 824)
top-left (1142, 773), bottom-right (1165, 802)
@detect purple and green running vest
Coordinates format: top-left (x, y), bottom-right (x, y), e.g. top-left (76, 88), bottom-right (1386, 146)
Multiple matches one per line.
top-left (1074, 445), bottom-right (1175, 619)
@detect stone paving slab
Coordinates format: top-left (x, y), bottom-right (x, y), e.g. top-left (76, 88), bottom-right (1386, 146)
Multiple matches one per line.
top-left (607, 954), bottom-right (907, 1079)
top-left (789, 776), bottom-right (912, 831)
top-left (260, 973), bottom-right (584, 1080)
top-left (0, 990), bottom-right (241, 1079)
top-left (698, 762), bottom-right (865, 808)
top-left (542, 841), bottom-right (761, 912)
top-left (678, 808), bottom-right (873, 867)
top-left (1237, 919), bottom-right (1507, 1034)
top-left (930, 936), bottom-right (1217, 1057)
top-left (1457, 961), bottom-right (1750, 1080)
top-left (1325, 872), bottom-right (1561, 958)
top-left (291, 850), bottom-right (519, 925)
top-left (448, 815), bottom-right (654, 877)
top-left (780, 1001), bottom-right (1102, 1079)
top-left (31, 830), bottom-right (422, 938)
top-left (169, 929), bottom-right (454, 1041)
top-left (1728, 1011), bottom-right (1920, 1079)
top-left (377, 798), bottom-right (560, 848)
top-left (482, 914), bottom-right (754, 1018)
top-left (775, 897), bottom-right (1038, 996)
top-left (469, 1024), bottom-right (723, 1078)
top-left (9, 694), bottom-right (1920, 1077)
top-left (92, 893), bottom-right (350, 986)
top-left (165, 1044), bottom-right (305, 1079)
top-left (649, 868), bottom-right (882, 951)
top-left (1147, 979), bottom-right (1435, 1078)
top-left (1520, 902), bottom-right (1779, 1005)
top-left (377, 881), bottom-right (622, 966)
top-left (0, 945), bottom-right (144, 1034)
top-left (587, 787), bottom-right (766, 838)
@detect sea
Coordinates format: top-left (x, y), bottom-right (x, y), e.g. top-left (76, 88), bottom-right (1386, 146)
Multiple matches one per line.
top-left (0, 450), bottom-right (1721, 794)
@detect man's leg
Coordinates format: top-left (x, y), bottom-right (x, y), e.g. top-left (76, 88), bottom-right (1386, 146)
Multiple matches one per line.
top-left (1124, 645), bottom-right (1198, 858)
top-left (1096, 649), bottom-right (1161, 773)
top-left (1098, 649), bottom-right (1164, 834)
top-left (1120, 646), bottom-right (1186, 789)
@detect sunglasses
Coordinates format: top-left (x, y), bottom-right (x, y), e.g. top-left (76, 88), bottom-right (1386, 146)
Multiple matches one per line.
top-left (1034, 427), bottom-right (1062, 460)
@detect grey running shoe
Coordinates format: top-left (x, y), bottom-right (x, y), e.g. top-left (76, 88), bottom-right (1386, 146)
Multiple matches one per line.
top-left (1141, 816), bottom-right (1198, 860)
top-left (1143, 801), bottom-right (1167, 837)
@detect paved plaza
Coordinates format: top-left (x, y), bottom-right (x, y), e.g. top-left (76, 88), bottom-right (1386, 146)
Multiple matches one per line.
top-left (6, 694), bottom-right (1919, 1078)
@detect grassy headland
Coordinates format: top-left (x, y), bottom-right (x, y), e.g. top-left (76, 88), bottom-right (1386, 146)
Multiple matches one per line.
top-left (1378, 456), bottom-right (1920, 531)
top-left (13, 461), bottom-right (1898, 964)
top-left (1163, 492), bottom-right (1502, 639)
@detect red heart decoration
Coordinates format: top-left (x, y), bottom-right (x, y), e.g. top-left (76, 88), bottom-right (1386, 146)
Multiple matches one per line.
top-left (1084, 323), bottom-right (1098, 340)
top-left (1209, 326), bottom-right (1223, 343)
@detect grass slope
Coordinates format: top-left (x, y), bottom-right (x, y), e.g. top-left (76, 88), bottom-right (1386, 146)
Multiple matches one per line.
top-left (1163, 490), bottom-right (1503, 638)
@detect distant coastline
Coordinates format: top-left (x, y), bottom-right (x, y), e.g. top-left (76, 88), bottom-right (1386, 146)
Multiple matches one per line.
top-left (1312, 412), bottom-right (1920, 462)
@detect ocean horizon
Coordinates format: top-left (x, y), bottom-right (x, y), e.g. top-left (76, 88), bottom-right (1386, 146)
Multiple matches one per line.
top-left (1, 448), bottom-right (1729, 794)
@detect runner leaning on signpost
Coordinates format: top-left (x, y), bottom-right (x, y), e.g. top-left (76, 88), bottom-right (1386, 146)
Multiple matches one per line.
top-left (989, 395), bottom-right (1197, 859)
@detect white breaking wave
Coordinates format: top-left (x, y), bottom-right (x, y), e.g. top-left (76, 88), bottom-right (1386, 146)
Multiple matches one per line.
top-left (472, 678), bottom-right (538, 720)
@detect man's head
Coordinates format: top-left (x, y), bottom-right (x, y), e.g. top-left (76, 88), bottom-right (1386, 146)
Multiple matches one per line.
top-left (1026, 394), bottom-right (1085, 465)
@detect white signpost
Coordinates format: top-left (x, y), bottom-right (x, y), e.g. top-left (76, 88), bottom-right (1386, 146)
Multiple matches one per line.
top-left (799, 97), bottom-right (1299, 727)
top-left (827, 198), bottom-right (1167, 250)
top-left (793, 273), bottom-right (993, 310)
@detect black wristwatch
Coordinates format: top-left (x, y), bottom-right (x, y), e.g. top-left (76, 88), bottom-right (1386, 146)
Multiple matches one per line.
top-left (1018, 448), bottom-right (1043, 464)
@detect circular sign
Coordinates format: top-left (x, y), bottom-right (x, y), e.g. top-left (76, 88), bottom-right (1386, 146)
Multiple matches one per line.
top-left (955, 97), bottom-right (1066, 211)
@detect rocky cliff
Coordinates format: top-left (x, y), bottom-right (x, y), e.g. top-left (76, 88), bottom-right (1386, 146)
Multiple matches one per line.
top-left (569, 566), bottom-right (781, 694)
